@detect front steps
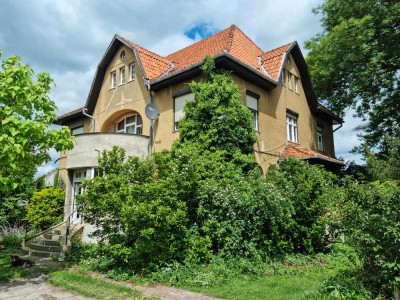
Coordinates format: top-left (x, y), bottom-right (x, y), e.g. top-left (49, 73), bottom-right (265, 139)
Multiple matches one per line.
top-left (22, 223), bottom-right (83, 258)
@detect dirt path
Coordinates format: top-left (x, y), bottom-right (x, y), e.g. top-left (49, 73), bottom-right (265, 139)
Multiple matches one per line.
top-left (1, 256), bottom-right (221, 300)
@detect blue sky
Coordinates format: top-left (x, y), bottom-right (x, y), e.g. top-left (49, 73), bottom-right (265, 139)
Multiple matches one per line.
top-left (0, 0), bottom-right (364, 176)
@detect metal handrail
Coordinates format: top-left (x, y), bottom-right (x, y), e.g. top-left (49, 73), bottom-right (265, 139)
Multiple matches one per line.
top-left (24, 206), bottom-right (65, 240)
top-left (64, 209), bottom-right (83, 246)
top-left (23, 208), bottom-right (82, 248)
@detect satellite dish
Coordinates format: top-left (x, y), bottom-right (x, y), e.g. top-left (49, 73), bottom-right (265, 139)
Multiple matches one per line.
top-left (145, 103), bottom-right (159, 120)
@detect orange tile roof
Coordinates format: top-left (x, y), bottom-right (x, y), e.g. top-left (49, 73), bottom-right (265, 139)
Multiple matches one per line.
top-left (118, 24), bottom-right (293, 82)
top-left (260, 43), bottom-right (293, 80)
top-left (280, 142), bottom-right (344, 165)
top-left (118, 35), bottom-right (172, 80)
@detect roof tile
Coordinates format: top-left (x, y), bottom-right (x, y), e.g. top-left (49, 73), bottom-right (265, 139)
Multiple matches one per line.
top-left (280, 142), bottom-right (344, 164)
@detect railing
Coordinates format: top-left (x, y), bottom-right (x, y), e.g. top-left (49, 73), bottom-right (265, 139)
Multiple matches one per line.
top-left (23, 207), bottom-right (83, 251)
top-left (24, 206), bottom-right (65, 241)
top-left (64, 209), bottom-right (83, 246)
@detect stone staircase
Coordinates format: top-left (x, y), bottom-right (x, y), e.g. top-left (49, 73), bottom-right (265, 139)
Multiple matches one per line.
top-left (22, 223), bottom-right (83, 258)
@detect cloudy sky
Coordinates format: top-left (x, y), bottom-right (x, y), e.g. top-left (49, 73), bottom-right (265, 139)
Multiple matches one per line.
top-left (0, 0), bottom-right (364, 176)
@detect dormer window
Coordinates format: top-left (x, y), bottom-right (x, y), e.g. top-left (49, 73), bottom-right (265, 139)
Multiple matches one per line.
top-left (116, 114), bottom-right (142, 135)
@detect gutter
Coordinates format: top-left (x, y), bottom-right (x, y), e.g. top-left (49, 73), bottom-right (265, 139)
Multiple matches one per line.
top-left (146, 82), bottom-right (154, 157)
top-left (82, 108), bottom-right (95, 133)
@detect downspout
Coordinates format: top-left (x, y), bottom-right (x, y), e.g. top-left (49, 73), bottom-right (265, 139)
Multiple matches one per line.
top-left (146, 82), bottom-right (153, 157)
top-left (82, 108), bottom-right (95, 133)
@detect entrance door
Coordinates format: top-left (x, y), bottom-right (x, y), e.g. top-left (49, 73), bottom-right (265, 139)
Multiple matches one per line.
top-left (71, 170), bottom-right (85, 224)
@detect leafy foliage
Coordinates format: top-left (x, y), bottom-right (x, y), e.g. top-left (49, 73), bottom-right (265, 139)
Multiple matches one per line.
top-left (0, 51), bottom-right (73, 225)
top-left (26, 187), bottom-right (65, 231)
top-left (175, 56), bottom-right (257, 171)
top-left (79, 147), bottom-right (193, 271)
top-left (305, 0), bottom-right (400, 148)
top-left (267, 158), bottom-right (338, 254)
top-left (340, 180), bottom-right (400, 298)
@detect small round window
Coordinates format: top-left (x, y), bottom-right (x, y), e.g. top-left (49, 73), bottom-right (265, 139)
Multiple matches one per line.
top-left (120, 51), bottom-right (126, 60)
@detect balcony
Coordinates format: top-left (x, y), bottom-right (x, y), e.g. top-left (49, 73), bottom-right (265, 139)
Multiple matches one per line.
top-left (66, 133), bottom-right (149, 169)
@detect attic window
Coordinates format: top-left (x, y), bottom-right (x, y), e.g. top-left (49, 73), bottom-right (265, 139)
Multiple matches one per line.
top-left (120, 51), bottom-right (126, 60)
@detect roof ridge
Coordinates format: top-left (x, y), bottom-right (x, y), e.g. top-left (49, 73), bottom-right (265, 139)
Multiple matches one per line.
top-left (117, 35), bottom-right (170, 62)
top-left (225, 24), bottom-right (236, 52)
top-left (264, 42), bottom-right (294, 55)
top-left (166, 25), bottom-right (232, 59)
top-left (231, 25), bottom-right (264, 53)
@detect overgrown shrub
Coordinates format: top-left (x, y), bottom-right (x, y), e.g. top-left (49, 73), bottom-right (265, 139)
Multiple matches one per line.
top-left (266, 158), bottom-right (338, 254)
top-left (26, 187), bottom-right (65, 231)
top-left (341, 180), bottom-right (400, 298)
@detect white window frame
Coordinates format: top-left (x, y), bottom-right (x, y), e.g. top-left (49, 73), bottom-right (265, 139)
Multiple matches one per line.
top-left (116, 114), bottom-right (143, 135)
top-left (294, 76), bottom-right (299, 93)
top-left (129, 63), bottom-right (135, 81)
top-left (111, 71), bottom-right (116, 89)
top-left (286, 113), bottom-right (298, 143)
top-left (246, 94), bottom-right (259, 131)
top-left (287, 72), bottom-right (292, 90)
top-left (174, 92), bottom-right (194, 131)
top-left (317, 126), bottom-right (324, 151)
top-left (120, 67), bottom-right (125, 85)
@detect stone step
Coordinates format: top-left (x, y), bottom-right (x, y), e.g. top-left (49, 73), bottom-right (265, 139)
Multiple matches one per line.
top-left (44, 233), bottom-right (64, 240)
top-left (21, 246), bottom-right (55, 258)
top-left (26, 242), bottom-right (63, 252)
top-left (40, 239), bottom-right (62, 246)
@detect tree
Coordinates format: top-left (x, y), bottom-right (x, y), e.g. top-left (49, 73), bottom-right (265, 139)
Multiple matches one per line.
top-left (26, 187), bottom-right (65, 231)
top-left (305, 0), bottom-right (400, 148)
top-left (175, 55), bottom-right (257, 171)
top-left (0, 51), bottom-right (73, 224)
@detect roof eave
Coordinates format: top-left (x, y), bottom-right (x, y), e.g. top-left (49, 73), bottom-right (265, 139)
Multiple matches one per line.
top-left (54, 110), bottom-right (86, 125)
top-left (150, 52), bottom-right (278, 92)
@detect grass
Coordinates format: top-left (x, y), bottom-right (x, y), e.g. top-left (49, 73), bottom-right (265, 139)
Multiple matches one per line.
top-left (183, 273), bottom-right (330, 300)
top-left (0, 251), bottom-right (27, 282)
top-left (48, 269), bottom-right (157, 300)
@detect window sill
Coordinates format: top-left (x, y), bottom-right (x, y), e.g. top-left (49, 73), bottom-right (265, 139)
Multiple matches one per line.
top-left (128, 78), bottom-right (135, 82)
top-left (109, 87), bottom-right (116, 91)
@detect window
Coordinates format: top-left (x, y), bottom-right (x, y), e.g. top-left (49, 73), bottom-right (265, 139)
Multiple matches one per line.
top-left (174, 92), bottom-right (194, 131)
top-left (246, 94), bottom-right (259, 131)
top-left (287, 72), bottom-right (292, 90)
top-left (286, 113), bottom-right (298, 143)
top-left (116, 114), bottom-right (142, 135)
top-left (111, 71), bottom-right (116, 88)
top-left (120, 67), bottom-right (125, 85)
top-left (71, 125), bottom-right (83, 136)
top-left (317, 126), bottom-right (324, 151)
top-left (294, 77), bottom-right (299, 93)
top-left (129, 63), bottom-right (135, 80)
top-left (120, 51), bottom-right (126, 60)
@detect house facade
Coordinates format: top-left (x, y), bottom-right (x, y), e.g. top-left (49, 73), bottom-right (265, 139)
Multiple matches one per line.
top-left (55, 25), bottom-right (343, 229)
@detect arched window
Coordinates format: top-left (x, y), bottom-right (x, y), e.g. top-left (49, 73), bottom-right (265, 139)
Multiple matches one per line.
top-left (116, 114), bottom-right (142, 135)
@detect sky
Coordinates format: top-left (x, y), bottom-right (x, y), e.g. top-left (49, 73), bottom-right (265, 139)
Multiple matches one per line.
top-left (0, 0), bottom-right (364, 176)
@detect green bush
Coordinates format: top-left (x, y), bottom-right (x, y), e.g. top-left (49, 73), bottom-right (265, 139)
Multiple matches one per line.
top-left (266, 158), bottom-right (339, 254)
top-left (26, 187), bottom-right (65, 231)
top-left (341, 180), bottom-right (400, 298)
